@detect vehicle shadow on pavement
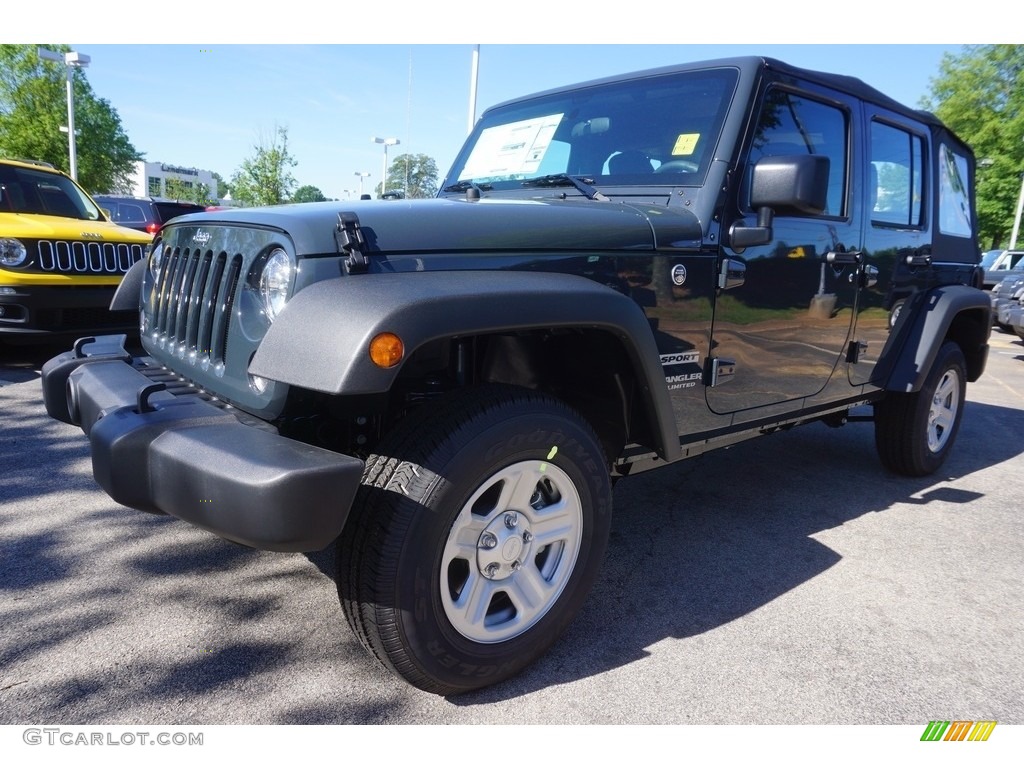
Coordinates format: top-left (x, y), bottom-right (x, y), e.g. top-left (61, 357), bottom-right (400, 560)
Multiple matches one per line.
top-left (0, 342), bottom-right (82, 385)
top-left (3, 366), bottom-right (1021, 720)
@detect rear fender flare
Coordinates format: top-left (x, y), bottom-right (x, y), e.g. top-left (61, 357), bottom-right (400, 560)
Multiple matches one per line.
top-left (883, 285), bottom-right (991, 393)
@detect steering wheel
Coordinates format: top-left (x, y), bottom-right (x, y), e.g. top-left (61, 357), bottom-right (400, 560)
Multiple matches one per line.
top-left (654, 160), bottom-right (699, 174)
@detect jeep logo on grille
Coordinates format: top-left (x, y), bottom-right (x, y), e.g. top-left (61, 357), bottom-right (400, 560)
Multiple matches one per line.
top-left (80, 232), bottom-right (102, 239)
top-left (192, 230), bottom-right (212, 245)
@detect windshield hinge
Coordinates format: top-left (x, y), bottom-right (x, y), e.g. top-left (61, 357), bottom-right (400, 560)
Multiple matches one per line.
top-left (335, 212), bottom-right (368, 274)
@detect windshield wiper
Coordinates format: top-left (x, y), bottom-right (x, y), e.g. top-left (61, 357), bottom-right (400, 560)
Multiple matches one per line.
top-left (520, 174), bottom-right (609, 201)
top-left (442, 179), bottom-right (492, 194)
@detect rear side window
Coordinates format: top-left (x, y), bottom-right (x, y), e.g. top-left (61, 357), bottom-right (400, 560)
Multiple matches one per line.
top-left (749, 88), bottom-right (848, 217)
top-left (938, 143), bottom-right (972, 237)
top-left (116, 203), bottom-right (148, 225)
top-left (870, 120), bottom-right (924, 228)
top-left (153, 202), bottom-right (205, 222)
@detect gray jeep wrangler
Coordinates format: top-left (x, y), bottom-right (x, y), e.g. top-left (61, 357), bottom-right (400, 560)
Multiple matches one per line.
top-left (41, 56), bottom-right (991, 695)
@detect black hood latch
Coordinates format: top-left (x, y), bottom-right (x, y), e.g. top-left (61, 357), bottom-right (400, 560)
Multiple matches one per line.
top-left (335, 212), bottom-right (369, 274)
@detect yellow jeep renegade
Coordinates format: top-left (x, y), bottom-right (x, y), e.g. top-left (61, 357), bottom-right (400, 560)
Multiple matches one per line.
top-left (0, 158), bottom-right (152, 340)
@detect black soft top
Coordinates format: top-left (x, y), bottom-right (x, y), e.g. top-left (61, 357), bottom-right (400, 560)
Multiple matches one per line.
top-left (486, 56), bottom-right (972, 156)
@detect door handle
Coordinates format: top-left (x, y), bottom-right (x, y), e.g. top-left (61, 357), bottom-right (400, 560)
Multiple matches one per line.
top-left (825, 249), bottom-right (863, 265)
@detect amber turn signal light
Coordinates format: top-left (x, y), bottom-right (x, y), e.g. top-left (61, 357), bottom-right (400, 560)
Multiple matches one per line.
top-left (369, 332), bottom-right (404, 368)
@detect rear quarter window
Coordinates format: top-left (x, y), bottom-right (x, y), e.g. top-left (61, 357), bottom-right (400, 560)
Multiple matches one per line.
top-left (938, 143), bottom-right (972, 237)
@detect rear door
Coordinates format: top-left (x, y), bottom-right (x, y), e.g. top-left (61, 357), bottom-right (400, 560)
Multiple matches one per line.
top-left (849, 109), bottom-right (930, 386)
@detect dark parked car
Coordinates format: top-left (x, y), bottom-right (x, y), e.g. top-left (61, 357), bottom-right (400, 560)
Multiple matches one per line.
top-left (93, 195), bottom-right (206, 235)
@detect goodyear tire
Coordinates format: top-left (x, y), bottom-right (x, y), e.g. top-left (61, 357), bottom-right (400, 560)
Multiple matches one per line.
top-left (337, 385), bottom-right (612, 695)
top-left (874, 341), bottom-right (966, 477)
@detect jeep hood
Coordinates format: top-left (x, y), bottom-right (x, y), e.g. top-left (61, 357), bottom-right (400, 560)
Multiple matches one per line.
top-left (168, 197), bottom-right (704, 255)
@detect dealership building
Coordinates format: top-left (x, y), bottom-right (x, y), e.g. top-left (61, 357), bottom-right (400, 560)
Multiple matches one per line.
top-left (126, 160), bottom-right (219, 201)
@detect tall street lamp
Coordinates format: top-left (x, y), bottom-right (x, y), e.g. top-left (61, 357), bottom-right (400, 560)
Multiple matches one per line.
top-left (371, 137), bottom-right (400, 197)
top-left (37, 47), bottom-right (90, 182)
top-left (354, 171), bottom-right (370, 197)
top-left (1010, 171), bottom-right (1024, 250)
top-left (468, 45), bottom-right (480, 134)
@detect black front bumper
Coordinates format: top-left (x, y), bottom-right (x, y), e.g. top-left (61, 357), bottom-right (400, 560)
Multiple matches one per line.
top-left (41, 336), bottom-right (365, 552)
top-left (0, 283), bottom-right (136, 337)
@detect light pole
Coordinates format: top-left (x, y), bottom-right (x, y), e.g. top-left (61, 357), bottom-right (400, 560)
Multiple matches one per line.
top-left (354, 171), bottom-right (370, 197)
top-left (468, 45), bottom-right (480, 134)
top-left (38, 47), bottom-right (90, 182)
top-left (1010, 171), bottom-right (1024, 250)
top-left (371, 137), bottom-right (400, 197)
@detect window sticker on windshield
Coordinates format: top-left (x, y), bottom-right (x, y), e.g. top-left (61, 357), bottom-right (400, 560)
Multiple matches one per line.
top-left (672, 133), bottom-right (700, 156)
top-left (460, 114), bottom-right (564, 180)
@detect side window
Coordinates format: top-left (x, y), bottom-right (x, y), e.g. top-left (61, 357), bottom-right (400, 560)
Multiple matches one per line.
top-left (118, 203), bottom-right (147, 224)
top-left (938, 143), bottom-right (972, 237)
top-left (870, 120), bottom-right (924, 227)
top-left (750, 88), bottom-right (848, 217)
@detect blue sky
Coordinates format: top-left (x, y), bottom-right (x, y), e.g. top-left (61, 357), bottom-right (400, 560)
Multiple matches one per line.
top-left (60, 44), bottom-right (964, 200)
top-left (6, 5), bottom-right (995, 200)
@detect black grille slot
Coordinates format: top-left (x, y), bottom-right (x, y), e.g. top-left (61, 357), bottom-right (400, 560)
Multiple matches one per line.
top-left (185, 252), bottom-right (213, 353)
top-left (152, 247), bottom-right (242, 367)
top-left (37, 240), bottom-right (144, 274)
top-left (197, 253), bottom-right (227, 361)
top-left (214, 256), bottom-right (243, 363)
top-left (172, 251), bottom-right (201, 345)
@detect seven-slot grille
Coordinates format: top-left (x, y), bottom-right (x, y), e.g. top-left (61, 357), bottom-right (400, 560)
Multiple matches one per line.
top-left (38, 240), bottom-right (145, 274)
top-left (150, 246), bottom-right (243, 367)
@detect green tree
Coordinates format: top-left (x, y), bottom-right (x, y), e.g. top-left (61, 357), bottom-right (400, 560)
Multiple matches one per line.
top-left (230, 125), bottom-right (297, 206)
top-left (210, 171), bottom-right (231, 199)
top-left (292, 184), bottom-right (327, 203)
top-left (165, 177), bottom-right (213, 205)
top-left (0, 44), bottom-right (141, 194)
top-left (925, 45), bottom-right (1024, 248)
top-left (381, 153), bottom-right (439, 199)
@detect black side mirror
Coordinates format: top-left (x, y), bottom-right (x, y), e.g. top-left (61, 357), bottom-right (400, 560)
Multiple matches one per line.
top-left (729, 155), bottom-right (830, 249)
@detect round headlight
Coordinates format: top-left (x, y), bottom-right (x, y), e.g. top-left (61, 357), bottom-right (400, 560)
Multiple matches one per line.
top-left (149, 242), bottom-right (164, 282)
top-left (259, 247), bottom-right (294, 321)
top-left (0, 238), bottom-right (28, 267)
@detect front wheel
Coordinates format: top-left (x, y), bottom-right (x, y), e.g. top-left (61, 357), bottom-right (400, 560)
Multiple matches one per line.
top-left (874, 341), bottom-right (967, 476)
top-left (337, 386), bottom-right (612, 694)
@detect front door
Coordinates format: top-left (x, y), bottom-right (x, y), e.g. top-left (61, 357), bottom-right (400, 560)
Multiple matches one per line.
top-left (708, 82), bottom-right (862, 417)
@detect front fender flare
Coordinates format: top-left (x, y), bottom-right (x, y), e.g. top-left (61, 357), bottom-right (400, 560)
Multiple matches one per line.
top-left (110, 256), bottom-right (147, 311)
top-left (249, 271), bottom-right (680, 461)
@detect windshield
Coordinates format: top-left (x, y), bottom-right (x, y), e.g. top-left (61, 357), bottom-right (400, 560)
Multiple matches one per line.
top-left (444, 67), bottom-right (739, 192)
top-left (0, 164), bottom-right (103, 221)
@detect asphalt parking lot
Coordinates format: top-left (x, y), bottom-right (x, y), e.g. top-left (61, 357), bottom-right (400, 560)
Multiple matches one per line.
top-left (1, 333), bottom-right (1022, 726)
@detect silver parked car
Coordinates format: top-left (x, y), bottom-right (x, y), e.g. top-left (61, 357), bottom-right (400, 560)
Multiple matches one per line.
top-left (983, 248), bottom-right (1024, 289)
top-left (991, 264), bottom-right (1024, 329)
top-left (1005, 302), bottom-right (1024, 340)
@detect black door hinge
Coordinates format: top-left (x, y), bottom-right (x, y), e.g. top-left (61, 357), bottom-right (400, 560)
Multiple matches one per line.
top-left (335, 212), bottom-right (369, 274)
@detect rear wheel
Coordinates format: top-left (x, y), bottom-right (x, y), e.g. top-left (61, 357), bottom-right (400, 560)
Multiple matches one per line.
top-left (874, 341), bottom-right (966, 476)
top-left (337, 385), bottom-right (612, 694)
